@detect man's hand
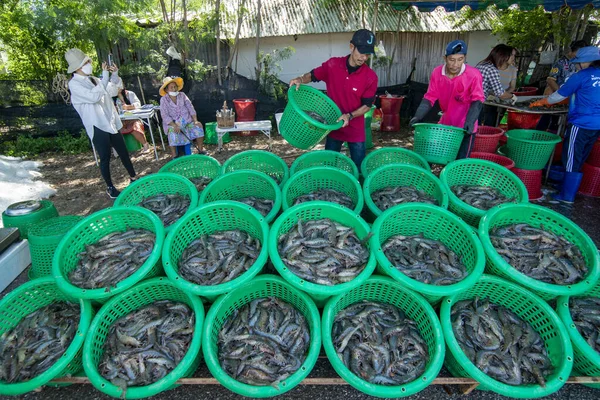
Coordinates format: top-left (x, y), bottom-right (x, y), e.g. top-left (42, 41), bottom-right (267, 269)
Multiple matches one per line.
top-left (109, 65), bottom-right (119, 74)
top-left (409, 117), bottom-right (419, 127)
top-left (289, 77), bottom-right (303, 90)
top-left (101, 62), bottom-right (109, 71)
top-left (336, 113), bottom-right (351, 128)
top-left (529, 98), bottom-right (550, 108)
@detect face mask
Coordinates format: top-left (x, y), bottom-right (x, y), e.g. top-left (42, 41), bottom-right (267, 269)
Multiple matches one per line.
top-left (81, 64), bottom-right (93, 75)
top-left (168, 91), bottom-right (178, 97)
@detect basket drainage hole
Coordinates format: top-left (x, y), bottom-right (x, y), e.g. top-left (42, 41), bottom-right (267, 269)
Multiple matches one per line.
top-left (446, 299), bottom-right (452, 304)
top-left (282, 382), bottom-right (286, 387)
top-left (282, 268), bottom-right (287, 271)
top-left (559, 377), bottom-right (564, 381)
top-left (101, 384), bottom-right (106, 388)
top-left (567, 286), bottom-right (572, 289)
top-left (300, 280), bottom-right (305, 285)
top-left (571, 324), bottom-right (576, 329)
top-left (567, 356), bottom-right (573, 362)
top-left (401, 388), bottom-right (406, 392)
top-left (422, 376), bottom-right (427, 381)
top-left (301, 366), bottom-right (306, 371)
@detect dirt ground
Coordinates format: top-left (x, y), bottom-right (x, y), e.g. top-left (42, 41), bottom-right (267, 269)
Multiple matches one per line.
top-left (38, 128), bottom-right (415, 217)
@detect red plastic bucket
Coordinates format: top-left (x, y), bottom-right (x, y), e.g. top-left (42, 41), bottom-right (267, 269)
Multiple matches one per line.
top-left (512, 167), bottom-right (542, 200)
top-left (507, 111), bottom-right (542, 130)
top-left (379, 95), bottom-right (405, 132)
top-left (469, 152), bottom-right (515, 170)
top-left (233, 98), bottom-right (258, 136)
top-left (515, 87), bottom-right (538, 96)
top-left (579, 163), bottom-right (600, 197)
top-left (472, 126), bottom-right (505, 153)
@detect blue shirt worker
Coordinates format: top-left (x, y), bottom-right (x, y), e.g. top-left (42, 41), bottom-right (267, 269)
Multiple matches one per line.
top-left (530, 46), bottom-right (600, 203)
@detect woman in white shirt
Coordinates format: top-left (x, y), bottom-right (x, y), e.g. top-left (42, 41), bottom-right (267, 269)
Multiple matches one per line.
top-left (115, 85), bottom-right (149, 152)
top-left (65, 48), bottom-right (137, 199)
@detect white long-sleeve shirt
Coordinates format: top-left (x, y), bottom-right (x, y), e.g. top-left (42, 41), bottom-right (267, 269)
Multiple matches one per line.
top-left (68, 71), bottom-right (123, 139)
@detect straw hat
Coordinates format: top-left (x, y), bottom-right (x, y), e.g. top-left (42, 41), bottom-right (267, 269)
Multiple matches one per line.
top-left (65, 48), bottom-right (91, 74)
top-left (159, 76), bottom-right (184, 97)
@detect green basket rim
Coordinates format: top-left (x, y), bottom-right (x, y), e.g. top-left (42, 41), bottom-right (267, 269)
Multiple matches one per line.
top-left (0, 277), bottom-right (93, 396)
top-left (289, 150), bottom-right (359, 179)
top-left (505, 129), bottom-right (562, 145)
top-left (413, 122), bottom-right (466, 133)
top-left (439, 159), bottom-right (530, 219)
top-left (478, 203), bottom-right (600, 297)
top-left (162, 200), bottom-right (270, 298)
top-left (82, 277), bottom-right (204, 399)
top-left (287, 85), bottom-right (344, 131)
top-left (159, 154), bottom-right (222, 176)
top-left (199, 170), bottom-right (282, 224)
top-left (363, 164), bottom-right (449, 218)
top-left (321, 275), bottom-right (445, 397)
top-left (114, 172), bottom-right (199, 233)
top-left (281, 166), bottom-right (364, 213)
top-left (268, 202), bottom-right (376, 297)
top-left (52, 206), bottom-right (165, 301)
top-left (440, 274), bottom-right (574, 398)
top-left (360, 147), bottom-right (430, 178)
top-left (221, 150), bottom-right (290, 189)
top-left (371, 203), bottom-right (486, 297)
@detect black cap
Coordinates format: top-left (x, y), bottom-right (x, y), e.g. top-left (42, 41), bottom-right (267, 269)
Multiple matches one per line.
top-left (351, 29), bottom-right (375, 54)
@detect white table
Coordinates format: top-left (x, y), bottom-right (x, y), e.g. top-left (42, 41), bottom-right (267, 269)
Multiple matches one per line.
top-left (215, 121), bottom-right (273, 152)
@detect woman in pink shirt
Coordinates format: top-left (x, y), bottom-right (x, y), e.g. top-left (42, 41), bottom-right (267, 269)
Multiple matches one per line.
top-left (410, 40), bottom-right (486, 159)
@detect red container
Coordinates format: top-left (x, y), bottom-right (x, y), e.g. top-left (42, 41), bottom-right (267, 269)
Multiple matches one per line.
top-left (469, 152), bottom-right (515, 170)
top-left (585, 140), bottom-right (600, 167)
top-left (579, 163), bottom-right (600, 197)
top-left (512, 167), bottom-right (543, 200)
top-left (233, 98), bottom-right (258, 136)
top-left (507, 111), bottom-right (542, 130)
top-left (379, 95), bottom-right (405, 132)
top-left (515, 87), bottom-right (538, 96)
top-left (472, 126), bottom-right (505, 153)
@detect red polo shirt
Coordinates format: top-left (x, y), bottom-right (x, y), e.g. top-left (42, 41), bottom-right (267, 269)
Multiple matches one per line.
top-left (313, 56), bottom-right (378, 143)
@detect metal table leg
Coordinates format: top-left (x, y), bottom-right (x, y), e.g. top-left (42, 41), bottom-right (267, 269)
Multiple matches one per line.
top-left (544, 114), bottom-right (567, 184)
top-left (218, 132), bottom-right (224, 152)
top-left (146, 117), bottom-right (159, 161)
top-left (154, 114), bottom-right (166, 150)
top-left (261, 129), bottom-right (272, 151)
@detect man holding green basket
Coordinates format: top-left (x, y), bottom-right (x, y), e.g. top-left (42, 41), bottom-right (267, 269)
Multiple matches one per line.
top-left (289, 29), bottom-right (378, 168)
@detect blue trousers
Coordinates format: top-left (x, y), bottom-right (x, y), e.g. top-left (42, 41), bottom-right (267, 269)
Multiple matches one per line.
top-left (325, 137), bottom-right (366, 169)
top-left (562, 124), bottom-right (600, 172)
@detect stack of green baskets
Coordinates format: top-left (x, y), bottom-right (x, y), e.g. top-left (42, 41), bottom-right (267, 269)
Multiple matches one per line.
top-left (282, 167), bottom-right (364, 213)
top-left (441, 274), bottom-right (573, 398)
top-left (115, 172), bottom-right (199, 232)
top-left (360, 147), bottom-right (430, 178)
top-left (0, 278), bottom-right (93, 396)
top-left (505, 129), bottom-right (561, 170)
top-left (279, 85), bottom-right (343, 150)
top-left (413, 123), bottom-right (465, 165)
top-left (364, 164), bottom-right (448, 218)
top-left (162, 201), bottom-right (269, 302)
top-left (221, 150), bottom-right (289, 188)
top-left (269, 202), bottom-right (376, 307)
top-left (204, 121), bottom-right (231, 145)
top-left (28, 216), bottom-right (83, 280)
top-left (479, 203), bottom-right (600, 300)
top-left (2, 200), bottom-right (59, 239)
top-left (200, 170), bottom-right (282, 224)
top-left (202, 275), bottom-right (321, 397)
top-left (439, 159), bottom-right (529, 227)
top-left (557, 284), bottom-right (600, 387)
top-left (159, 154), bottom-right (222, 191)
top-left (83, 278), bottom-right (204, 399)
top-left (322, 276), bottom-right (445, 397)
top-left (290, 150), bottom-right (359, 179)
top-left (372, 203), bottom-right (485, 304)
top-left (53, 206), bottom-right (164, 303)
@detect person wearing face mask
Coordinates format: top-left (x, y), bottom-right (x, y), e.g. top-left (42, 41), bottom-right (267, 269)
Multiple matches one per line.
top-left (530, 46), bottom-right (600, 203)
top-left (65, 48), bottom-right (137, 199)
top-left (159, 76), bottom-right (205, 157)
top-left (409, 40), bottom-right (486, 159)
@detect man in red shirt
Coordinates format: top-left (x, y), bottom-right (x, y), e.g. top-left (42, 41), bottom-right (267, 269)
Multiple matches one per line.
top-left (289, 29), bottom-right (379, 168)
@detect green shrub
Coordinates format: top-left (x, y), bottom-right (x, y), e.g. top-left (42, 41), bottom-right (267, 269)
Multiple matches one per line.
top-left (0, 130), bottom-right (90, 157)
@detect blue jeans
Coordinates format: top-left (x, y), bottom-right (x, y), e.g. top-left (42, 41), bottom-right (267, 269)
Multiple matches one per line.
top-left (325, 137), bottom-right (366, 169)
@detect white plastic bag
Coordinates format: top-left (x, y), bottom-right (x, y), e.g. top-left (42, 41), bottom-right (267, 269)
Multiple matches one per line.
top-left (375, 41), bottom-right (386, 58)
top-left (539, 43), bottom-right (558, 65)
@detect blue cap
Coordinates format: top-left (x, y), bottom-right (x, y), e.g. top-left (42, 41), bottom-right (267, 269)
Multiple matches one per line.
top-left (571, 46), bottom-right (600, 64)
top-left (445, 40), bottom-right (467, 56)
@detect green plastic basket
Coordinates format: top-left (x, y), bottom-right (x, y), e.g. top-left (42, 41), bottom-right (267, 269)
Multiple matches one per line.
top-left (162, 201), bottom-right (269, 302)
top-left (2, 200), bottom-right (59, 239)
top-left (440, 274), bottom-right (573, 398)
top-left (269, 202), bottom-right (376, 307)
top-left (114, 172), bottom-right (199, 233)
top-left (52, 206), bottom-right (165, 302)
top-left (361, 147), bottom-right (430, 178)
top-left (371, 203), bottom-right (485, 304)
top-left (506, 129), bottom-right (561, 170)
top-left (28, 216), bottom-right (83, 280)
top-left (290, 150), bottom-right (359, 179)
top-left (439, 159), bottom-right (529, 227)
top-left (204, 121), bottom-right (231, 145)
top-left (479, 203), bottom-right (600, 300)
top-left (413, 123), bottom-right (465, 165)
top-left (202, 275), bottom-right (321, 397)
top-left (279, 85), bottom-right (343, 150)
top-left (199, 170), bottom-right (281, 224)
top-left (282, 167), bottom-right (363, 213)
top-left (83, 277), bottom-right (204, 399)
top-left (159, 155), bottom-right (221, 189)
top-left (0, 278), bottom-right (93, 396)
top-left (364, 164), bottom-right (448, 218)
top-left (322, 275), bottom-right (445, 398)
top-left (557, 283), bottom-right (600, 387)
top-left (221, 150), bottom-right (289, 189)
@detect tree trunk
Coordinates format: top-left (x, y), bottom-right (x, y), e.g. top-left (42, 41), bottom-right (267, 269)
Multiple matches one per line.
top-left (369, 0), bottom-right (379, 69)
top-left (255, 0), bottom-right (262, 81)
top-left (159, 0), bottom-right (169, 24)
top-left (226, 0), bottom-right (247, 78)
top-left (577, 5), bottom-right (592, 40)
top-left (182, 0), bottom-right (189, 62)
top-left (387, 11), bottom-right (401, 84)
top-left (216, 0), bottom-right (222, 86)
